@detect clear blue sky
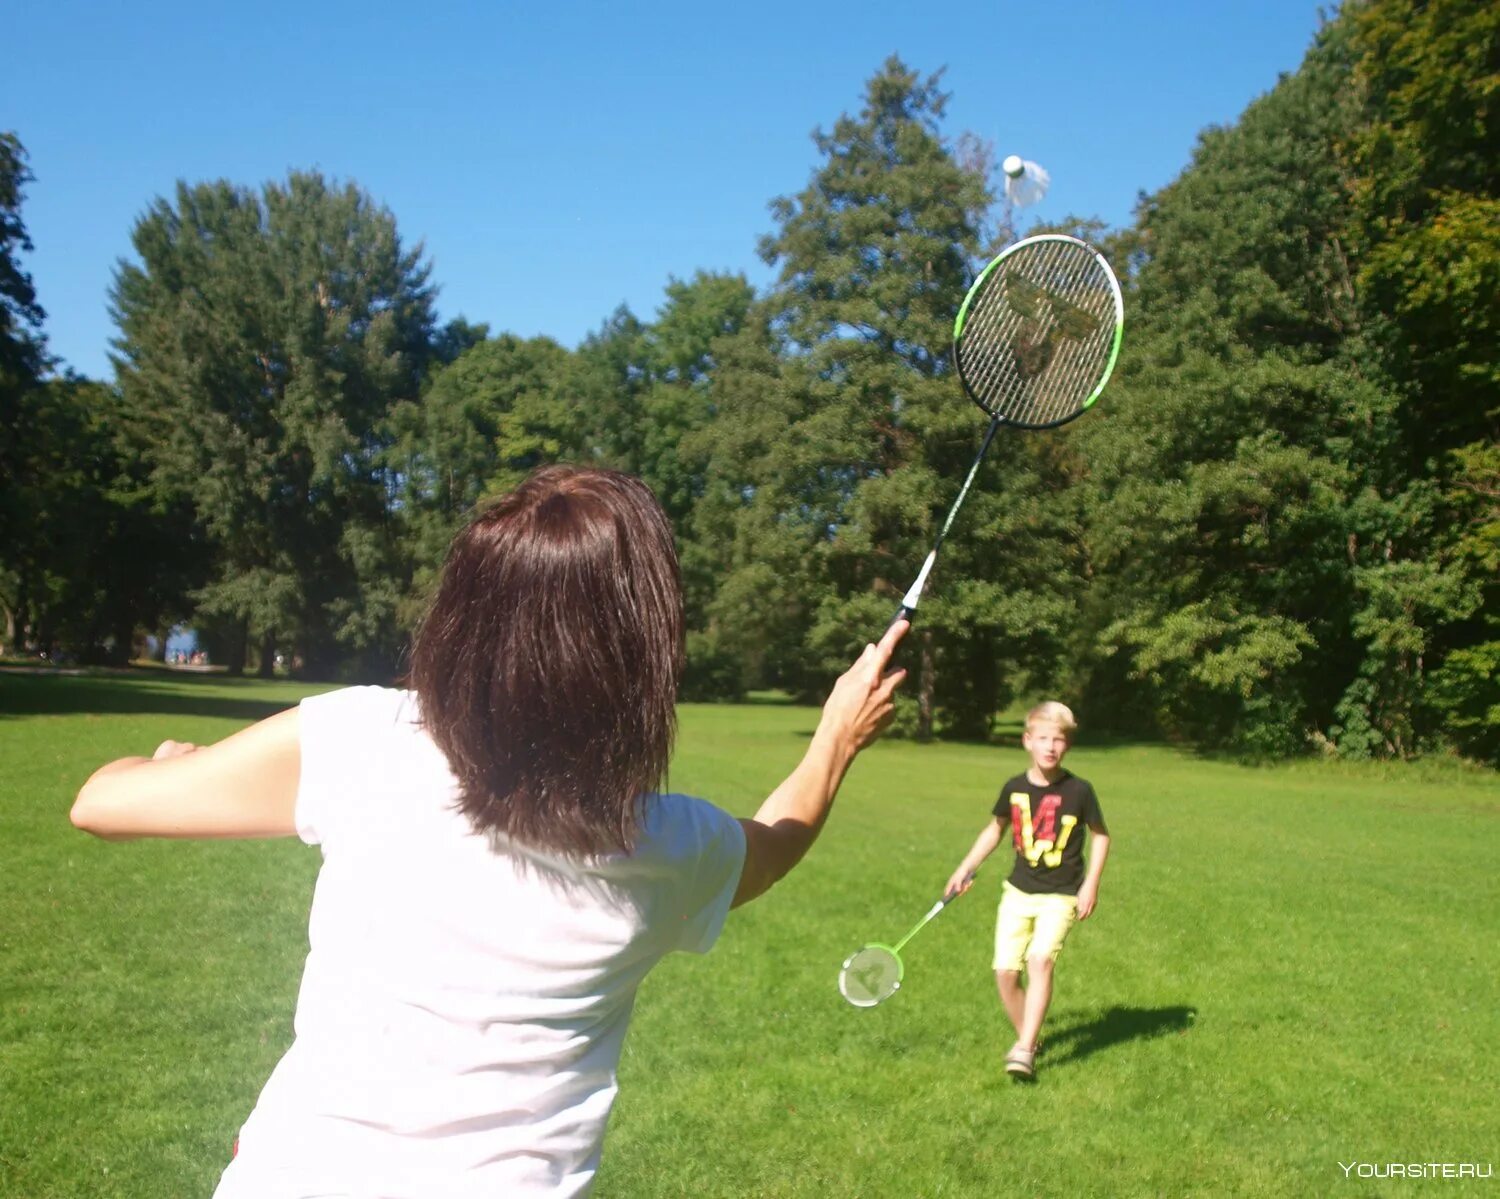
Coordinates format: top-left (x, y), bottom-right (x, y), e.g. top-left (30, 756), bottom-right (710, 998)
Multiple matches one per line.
top-left (9, 0), bottom-right (1327, 381)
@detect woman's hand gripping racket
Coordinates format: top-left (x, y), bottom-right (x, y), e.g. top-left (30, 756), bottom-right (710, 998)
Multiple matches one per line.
top-left (892, 234), bottom-right (1124, 625)
top-left (838, 872), bottom-right (976, 1008)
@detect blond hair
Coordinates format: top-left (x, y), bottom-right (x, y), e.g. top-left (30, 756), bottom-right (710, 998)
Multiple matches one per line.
top-left (1025, 701), bottom-right (1077, 734)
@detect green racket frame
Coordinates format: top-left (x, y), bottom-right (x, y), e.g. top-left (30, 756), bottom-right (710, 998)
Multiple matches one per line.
top-left (838, 875), bottom-right (975, 1008)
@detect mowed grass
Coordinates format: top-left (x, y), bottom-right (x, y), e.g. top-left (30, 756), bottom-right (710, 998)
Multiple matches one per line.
top-left (2, 672), bottom-right (1496, 1197)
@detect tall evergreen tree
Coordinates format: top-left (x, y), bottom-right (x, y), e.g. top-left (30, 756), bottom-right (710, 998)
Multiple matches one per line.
top-left (699, 58), bottom-right (1022, 736)
top-left (0, 132), bottom-right (50, 650)
top-left (111, 171), bottom-right (435, 678)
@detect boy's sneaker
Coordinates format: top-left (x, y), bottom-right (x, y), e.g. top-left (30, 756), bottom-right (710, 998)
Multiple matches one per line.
top-left (1004, 1045), bottom-right (1037, 1082)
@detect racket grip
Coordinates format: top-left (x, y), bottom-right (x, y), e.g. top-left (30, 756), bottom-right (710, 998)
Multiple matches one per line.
top-left (893, 552), bottom-right (936, 632)
top-left (941, 870), bottom-right (977, 904)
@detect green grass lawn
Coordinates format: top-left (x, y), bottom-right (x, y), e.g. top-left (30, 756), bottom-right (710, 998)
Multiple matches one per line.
top-left (2, 671), bottom-right (1496, 1197)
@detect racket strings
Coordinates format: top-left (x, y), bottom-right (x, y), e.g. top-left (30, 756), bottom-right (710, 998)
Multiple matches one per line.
top-left (839, 945), bottom-right (902, 1006)
top-left (957, 239), bottom-right (1118, 427)
top-left (966, 249), bottom-right (1110, 423)
top-left (981, 238), bottom-right (1112, 415)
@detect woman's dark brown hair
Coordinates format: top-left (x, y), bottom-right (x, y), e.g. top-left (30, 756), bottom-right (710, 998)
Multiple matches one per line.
top-left (410, 465), bottom-right (684, 856)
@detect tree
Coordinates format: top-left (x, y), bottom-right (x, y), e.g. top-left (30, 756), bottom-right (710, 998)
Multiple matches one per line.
top-left (634, 275), bottom-right (754, 690)
top-left (381, 270), bottom-right (756, 694)
top-left (385, 332), bottom-right (582, 626)
top-left (428, 317), bottom-right (491, 372)
top-left (1053, 3), bottom-right (1494, 761)
top-left (0, 132), bottom-right (45, 407)
top-left (2, 378), bottom-right (202, 663)
top-left (0, 132), bottom-right (50, 649)
top-left (1065, 21), bottom-right (1382, 754)
top-left (637, 271), bottom-right (756, 527)
top-left (111, 171), bottom-right (436, 678)
top-left (698, 58), bottom-right (1017, 735)
top-left (1342, 0), bottom-right (1499, 761)
top-left (574, 304), bottom-right (652, 475)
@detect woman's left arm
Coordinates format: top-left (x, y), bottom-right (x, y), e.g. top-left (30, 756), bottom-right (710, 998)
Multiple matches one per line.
top-left (71, 708), bottom-right (302, 841)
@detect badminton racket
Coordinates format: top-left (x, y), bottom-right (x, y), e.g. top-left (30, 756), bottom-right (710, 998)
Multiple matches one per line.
top-left (893, 234), bottom-right (1123, 624)
top-left (838, 873), bottom-right (975, 1008)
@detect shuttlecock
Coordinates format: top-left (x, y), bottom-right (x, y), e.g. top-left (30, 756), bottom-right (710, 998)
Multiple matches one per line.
top-left (1004, 158), bottom-right (1050, 208)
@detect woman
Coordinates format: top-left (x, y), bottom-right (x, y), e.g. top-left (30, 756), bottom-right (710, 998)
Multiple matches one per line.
top-left (72, 465), bottom-right (908, 1197)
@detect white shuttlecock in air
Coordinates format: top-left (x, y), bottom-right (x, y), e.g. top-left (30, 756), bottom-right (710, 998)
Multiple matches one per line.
top-left (1003, 158), bottom-right (1050, 208)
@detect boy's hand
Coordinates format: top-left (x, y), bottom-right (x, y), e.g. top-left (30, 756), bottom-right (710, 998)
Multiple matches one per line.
top-left (1076, 881), bottom-right (1099, 920)
top-left (944, 868), bottom-right (975, 901)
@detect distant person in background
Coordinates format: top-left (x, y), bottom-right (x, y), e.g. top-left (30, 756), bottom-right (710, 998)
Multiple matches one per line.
top-left (944, 701), bottom-right (1111, 1081)
top-left (72, 465), bottom-right (908, 1197)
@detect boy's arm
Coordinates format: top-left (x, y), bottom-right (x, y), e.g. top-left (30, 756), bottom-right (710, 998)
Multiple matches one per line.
top-left (946, 817), bottom-right (1006, 898)
top-left (1076, 827), bottom-right (1110, 920)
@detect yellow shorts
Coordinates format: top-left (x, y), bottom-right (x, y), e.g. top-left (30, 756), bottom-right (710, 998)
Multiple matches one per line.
top-left (993, 882), bottom-right (1078, 972)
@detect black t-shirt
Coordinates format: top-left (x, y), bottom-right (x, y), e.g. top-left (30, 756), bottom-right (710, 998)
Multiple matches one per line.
top-left (992, 771), bottom-right (1106, 896)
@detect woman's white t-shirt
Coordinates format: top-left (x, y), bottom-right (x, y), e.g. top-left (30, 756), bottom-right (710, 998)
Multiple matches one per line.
top-left (213, 686), bottom-right (746, 1199)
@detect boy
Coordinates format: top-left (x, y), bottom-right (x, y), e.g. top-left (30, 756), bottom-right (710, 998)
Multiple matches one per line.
top-left (944, 701), bottom-right (1110, 1081)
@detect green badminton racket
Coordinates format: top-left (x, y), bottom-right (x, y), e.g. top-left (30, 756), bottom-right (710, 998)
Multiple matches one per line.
top-left (892, 234), bottom-right (1124, 626)
top-left (838, 874), bottom-right (975, 1008)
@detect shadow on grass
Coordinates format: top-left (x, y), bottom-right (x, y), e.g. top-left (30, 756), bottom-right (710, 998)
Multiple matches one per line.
top-left (780, 726), bottom-right (1171, 753)
top-left (739, 690), bottom-right (797, 707)
top-left (0, 671), bottom-right (295, 724)
top-left (1043, 1004), bottom-right (1197, 1067)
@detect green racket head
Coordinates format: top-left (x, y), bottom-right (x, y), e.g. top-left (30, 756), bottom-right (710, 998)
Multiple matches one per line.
top-left (953, 234), bottom-right (1124, 430)
top-left (839, 944), bottom-right (903, 1007)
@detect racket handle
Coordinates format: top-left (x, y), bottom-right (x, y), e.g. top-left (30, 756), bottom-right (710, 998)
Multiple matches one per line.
top-left (941, 871), bottom-right (977, 904)
top-left (893, 552), bottom-right (937, 631)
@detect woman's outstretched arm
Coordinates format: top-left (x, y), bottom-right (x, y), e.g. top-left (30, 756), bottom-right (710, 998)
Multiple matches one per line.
top-left (732, 620), bottom-right (908, 907)
top-left (71, 707), bottom-right (302, 840)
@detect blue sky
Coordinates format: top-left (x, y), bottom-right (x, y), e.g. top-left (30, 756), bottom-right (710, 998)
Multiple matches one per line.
top-left (9, 0), bottom-right (1327, 381)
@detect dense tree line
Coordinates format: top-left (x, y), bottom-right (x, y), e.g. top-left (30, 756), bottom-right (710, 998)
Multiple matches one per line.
top-left (1, 0), bottom-right (1493, 761)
